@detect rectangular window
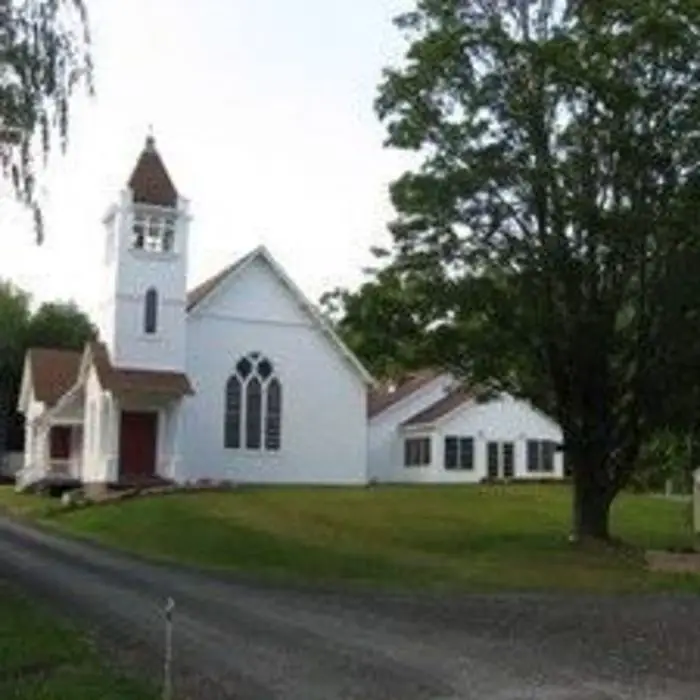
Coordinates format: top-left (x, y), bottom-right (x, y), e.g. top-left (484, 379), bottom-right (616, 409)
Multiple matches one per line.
top-left (487, 442), bottom-right (499, 479)
top-left (527, 440), bottom-right (539, 472)
top-left (459, 437), bottom-right (474, 469)
top-left (527, 440), bottom-right (557, 473)
top-left (503, 442), bottom-right (515, 478)
top-left (444, 437), bottom-right (458, 469)
top-left (444, 436), bottom-right (474, 470)
top-left (543, 441), bottom-right (555, 472)
top-left (404, 437), bottom-right (431, 467)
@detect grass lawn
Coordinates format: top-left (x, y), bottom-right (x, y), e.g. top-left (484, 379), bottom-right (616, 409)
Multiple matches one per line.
top-left (0, 581), bottom-right (155, 699)
top-left (0, 483), bottom-right (697, 593)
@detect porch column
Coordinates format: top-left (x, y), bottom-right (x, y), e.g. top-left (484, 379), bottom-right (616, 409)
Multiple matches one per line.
top-left (103, 397), bottom-right (120, 482)
top-left (24, 423), bottom-right (34, 469)
top-left (39, 423), bottom-right (49, 471)
top-left (166, 400), bottom-right (185, 482)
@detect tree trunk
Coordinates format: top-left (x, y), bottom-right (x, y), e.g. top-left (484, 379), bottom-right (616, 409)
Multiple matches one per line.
top-left (571, 461), bottom-right (613, 541)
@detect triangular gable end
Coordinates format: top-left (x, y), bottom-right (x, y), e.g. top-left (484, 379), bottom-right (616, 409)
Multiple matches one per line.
top-left (187, 246), bottom-right (375, 386)
top-left (403, 389), bottom-right (561, 433)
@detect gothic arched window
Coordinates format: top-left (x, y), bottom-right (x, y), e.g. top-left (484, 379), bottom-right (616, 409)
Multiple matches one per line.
top-left (144, 288), bottom-right (158, 334)
top-left (224, 353), bottom-right (282, 451)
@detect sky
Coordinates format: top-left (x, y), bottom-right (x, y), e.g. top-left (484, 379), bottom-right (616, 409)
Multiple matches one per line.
top-left (1, 0), bottom-right (416, 321)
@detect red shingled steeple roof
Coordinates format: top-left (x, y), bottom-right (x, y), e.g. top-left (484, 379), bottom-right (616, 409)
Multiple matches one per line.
top-left (127, 134), bottom-right (178, 207)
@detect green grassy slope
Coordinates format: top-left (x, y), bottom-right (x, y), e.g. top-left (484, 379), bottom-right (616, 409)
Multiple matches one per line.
top-left (2, 483), bottom-right (694, 593)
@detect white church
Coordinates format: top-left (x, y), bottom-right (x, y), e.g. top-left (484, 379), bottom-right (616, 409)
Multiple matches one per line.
top-left (16, 137), bottom-right (564, 493)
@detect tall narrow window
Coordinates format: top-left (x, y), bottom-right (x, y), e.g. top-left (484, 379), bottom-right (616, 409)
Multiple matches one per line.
top-left (224, 376), bottom-right (242, 448)
top-left (265, 378), bottom-right (282, 451)
top-left (503, 442), bottom-right (515, 478)
top-left (527, 440), bottom-right (539, 472)
top-left (487, 442), bottom-right (499, 479)
top-left (245, 378), bottom-right (262, 449)
top-left (543, 441), bottom-right (555, 472)
top-left (144, 288), bottom-right (158, 334)
top-left (224, 353), bottom-right (282, 452)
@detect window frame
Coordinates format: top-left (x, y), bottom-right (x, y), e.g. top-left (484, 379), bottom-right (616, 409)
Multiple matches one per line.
top-left (224, 353), bottom-right (282, 453)
top-left (144, 287), bottom-right (158, 335)
top-left (265, 378), bottom-right (282, 451)
top-left (224, 376), bottom-right (242, 449)
top-left (526, 439), bottom-right (557, 473)
top-left (404, 436), bottom-right (431, 468)
top-left (444, 435), bottom-right (475, 471)
top-left (487, 441), bottom-right (500, 479)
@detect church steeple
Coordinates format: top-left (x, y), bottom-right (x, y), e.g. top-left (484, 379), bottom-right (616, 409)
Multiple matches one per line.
top-left (98, 131), bottom-right (190, 372)
top-left (127, 133), bottom-right (178, 208)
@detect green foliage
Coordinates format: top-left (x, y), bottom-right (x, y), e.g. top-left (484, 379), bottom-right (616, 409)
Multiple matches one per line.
top-left (320, 264), bottom-right (448, 378)
top-left (0, 280), bottom-right (29, 389)
top-left (0, 0), bottom-right (93, 241)
top-left (370, 0), bottom-right (700, 538)
top-left (27, 300), bottom-right (97, 350)
top-left (630, 430), bottom-right (694, 494)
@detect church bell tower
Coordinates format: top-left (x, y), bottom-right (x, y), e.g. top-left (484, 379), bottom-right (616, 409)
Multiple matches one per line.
top-left (98, 134), bottom-right (190, 372)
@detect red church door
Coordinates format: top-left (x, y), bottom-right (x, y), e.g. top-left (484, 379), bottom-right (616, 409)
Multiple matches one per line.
top-left (119, 411), bottom-right (158, 478)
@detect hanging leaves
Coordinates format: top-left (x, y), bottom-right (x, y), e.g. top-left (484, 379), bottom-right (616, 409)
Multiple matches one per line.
top-left (0, 0), bottom-right (93, 242)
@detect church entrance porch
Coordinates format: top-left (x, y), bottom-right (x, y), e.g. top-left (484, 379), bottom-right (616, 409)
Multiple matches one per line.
top-left (109, 394), bottom-right (186, 488)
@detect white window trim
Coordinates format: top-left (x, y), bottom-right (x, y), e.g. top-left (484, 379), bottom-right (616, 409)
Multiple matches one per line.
top-left (225, 354), bottom-right (282, 455)
top-left (443, 435), bottom-right (475, 471)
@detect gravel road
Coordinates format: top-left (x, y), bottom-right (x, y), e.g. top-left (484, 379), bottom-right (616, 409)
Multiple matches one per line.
top-left (1, 516), bottom-right (699, 699)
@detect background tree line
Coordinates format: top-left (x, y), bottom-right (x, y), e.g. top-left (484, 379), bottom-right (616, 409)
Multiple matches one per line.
top-left (0, 281), bottom-right (96, 465)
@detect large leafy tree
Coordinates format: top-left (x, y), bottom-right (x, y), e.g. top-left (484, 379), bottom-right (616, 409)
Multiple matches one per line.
top-left (375, 0), bottom-right (700, 540)
top-left (320, 262), bottom-right (448, 378)
top-left (0, 0), bottom-right (93, 240)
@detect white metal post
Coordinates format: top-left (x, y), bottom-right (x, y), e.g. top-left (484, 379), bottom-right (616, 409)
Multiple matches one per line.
top-left (163, 597), bottom-right (175, 700)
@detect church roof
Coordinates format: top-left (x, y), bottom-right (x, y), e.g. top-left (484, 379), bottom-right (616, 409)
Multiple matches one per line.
top-left (26, 348), bottom-right (82, 406)
top-left (86, 342), bottom-right (194, 397)
top-left (186, 252), bottom-right (253, 311)
top-left (401, 386), bottom-right (474, 427)
top-left (22, 344), bottom-right (193, 416)
top-left (127, 135), bottom-right (178, 207)
top-left (367, 370), bottom-right (440, 418)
